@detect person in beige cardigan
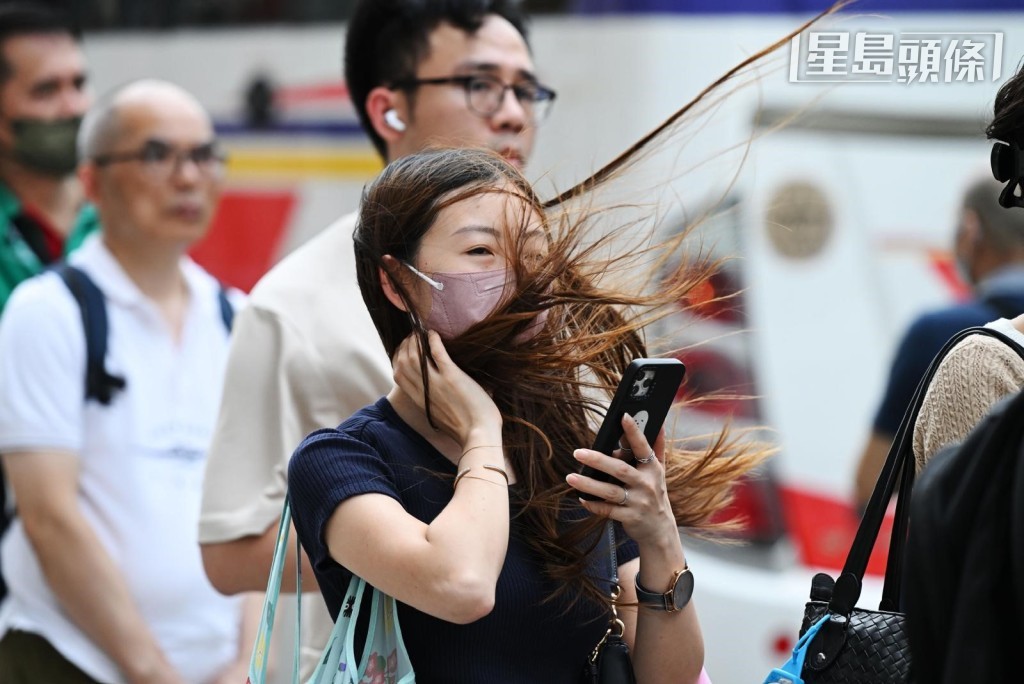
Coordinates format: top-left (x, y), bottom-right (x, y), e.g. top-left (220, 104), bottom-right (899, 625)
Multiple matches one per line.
top-left (913, 316), bottom-right (1024, 467)
top-left (913, 60), bottom-right (1024, 468)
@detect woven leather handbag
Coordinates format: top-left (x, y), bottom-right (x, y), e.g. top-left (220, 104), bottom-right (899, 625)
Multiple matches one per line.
top-left (790, 327), bottom-right (1024, 684)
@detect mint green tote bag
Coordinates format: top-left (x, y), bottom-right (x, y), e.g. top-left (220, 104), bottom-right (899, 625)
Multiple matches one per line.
top-left (247, 499), bottom-right (415, 684)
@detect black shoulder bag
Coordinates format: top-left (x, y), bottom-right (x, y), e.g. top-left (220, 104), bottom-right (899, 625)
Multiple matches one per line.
top-left (581, 522), bottom-right (637, 684)
top-left (795, 326), bottom-right (1022, 684)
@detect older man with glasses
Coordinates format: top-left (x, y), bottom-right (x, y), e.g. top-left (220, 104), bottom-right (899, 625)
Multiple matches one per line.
top-left (0, 79), bottom-right (249, 684)
top-left (197, 0), bottom-right (555, 678)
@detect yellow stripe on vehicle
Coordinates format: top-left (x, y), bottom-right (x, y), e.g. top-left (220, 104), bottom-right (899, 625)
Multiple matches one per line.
top-left (226, 149), bottom-right (382, 180)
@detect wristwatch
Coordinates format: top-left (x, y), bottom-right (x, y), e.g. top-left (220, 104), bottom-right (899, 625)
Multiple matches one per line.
top-left (634, 567), bottom-right (694, 612)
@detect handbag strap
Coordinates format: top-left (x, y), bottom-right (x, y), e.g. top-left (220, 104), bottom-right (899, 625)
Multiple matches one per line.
top-left (833, 326), bottom-right (1024, 615)
top-left (294, 507), bottom-right (302, 683)
top-left (309, 574), bottom-right (367, 683)
top-left (247, 496), bottom-right (305, 683)
top-left (607, 521), bottom-right (618, 588)
top-left (586, 519), bottom-right (625, 664)
top-left (881, 326), bottom-right (1024, 609)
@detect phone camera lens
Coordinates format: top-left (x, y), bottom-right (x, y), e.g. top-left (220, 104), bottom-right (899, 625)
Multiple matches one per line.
top-left (630, 370), bottom-right (656, 398)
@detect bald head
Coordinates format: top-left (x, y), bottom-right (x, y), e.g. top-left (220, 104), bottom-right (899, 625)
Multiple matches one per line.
top-left (78, 79), bottom-right (211, 161)
top-left (79, 78), bottom-right (224, 253)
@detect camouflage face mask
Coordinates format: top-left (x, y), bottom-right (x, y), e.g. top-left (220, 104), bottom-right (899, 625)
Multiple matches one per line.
top-left (8, 116), bottom-right (82, 176)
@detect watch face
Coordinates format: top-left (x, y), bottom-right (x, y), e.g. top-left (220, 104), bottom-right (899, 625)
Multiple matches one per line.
top-left (672, 569), bottom-right (695, 610)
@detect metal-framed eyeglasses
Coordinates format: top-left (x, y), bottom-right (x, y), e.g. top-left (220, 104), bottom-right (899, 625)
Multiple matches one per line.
top-left (390, 73), bottom-right (556, 123)
top-left (92, 139), bottom-right (228, 181)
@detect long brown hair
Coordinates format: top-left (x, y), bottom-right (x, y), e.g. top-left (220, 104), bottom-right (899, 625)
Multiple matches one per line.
top-left (353, 7), bottom-right (838, 611)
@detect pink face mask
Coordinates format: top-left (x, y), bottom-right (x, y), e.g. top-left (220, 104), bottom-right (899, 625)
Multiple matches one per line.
top-left (405, 263), bottom-right (548, 343)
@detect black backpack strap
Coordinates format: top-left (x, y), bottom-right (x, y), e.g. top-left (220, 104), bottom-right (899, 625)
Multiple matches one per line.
top-left (56, 264), bottom-right (126, 405)
top-left (217, 284), bottom-right (234, 332)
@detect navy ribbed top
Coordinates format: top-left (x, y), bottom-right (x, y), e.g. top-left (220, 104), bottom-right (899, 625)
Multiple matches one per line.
top-left (288, 398), bottom-right (639, 683)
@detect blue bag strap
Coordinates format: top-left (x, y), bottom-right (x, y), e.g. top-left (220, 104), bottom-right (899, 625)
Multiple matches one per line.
top-left (55, 264), bottom-right (125, 405)
top-left (762, 614), bottom-right (830, 684)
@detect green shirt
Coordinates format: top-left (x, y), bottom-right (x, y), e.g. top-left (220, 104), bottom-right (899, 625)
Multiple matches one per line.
top-left (0, 183), bottom-right (99, 313)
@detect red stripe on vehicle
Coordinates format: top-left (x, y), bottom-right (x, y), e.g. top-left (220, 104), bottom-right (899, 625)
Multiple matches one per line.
top-left (779, 485), bottom-right (893, 577)
top-left (190, 190), bottom-right (297, 292)
top-left (928, 249), bottom-right (971, 302)
top-left (276, 82), bottom-right (350, 107)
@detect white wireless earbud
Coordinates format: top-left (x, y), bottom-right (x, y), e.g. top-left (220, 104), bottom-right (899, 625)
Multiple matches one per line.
top-left (383, 109), bottom-right (406, 132)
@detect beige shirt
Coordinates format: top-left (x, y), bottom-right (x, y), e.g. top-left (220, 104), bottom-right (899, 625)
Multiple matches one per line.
top-left (913, 321), bottom-right (1024, 469)
top-left (199, 212), bottom-right (392, 676)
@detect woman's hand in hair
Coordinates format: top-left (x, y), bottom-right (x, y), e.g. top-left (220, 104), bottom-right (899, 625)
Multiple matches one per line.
top-left (567, 417), bottom-right (679, 549)
top-left (392, 330), bottom-right (502, 448)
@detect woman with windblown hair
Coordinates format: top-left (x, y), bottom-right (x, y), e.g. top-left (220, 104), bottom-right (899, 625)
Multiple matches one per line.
top-left (288, 149), bottom-right (756, 683)
top-left (286, 13), bottom-right (829, 681)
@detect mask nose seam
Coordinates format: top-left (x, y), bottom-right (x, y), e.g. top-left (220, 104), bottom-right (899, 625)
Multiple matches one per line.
top-left (474, 273), bottom-right (508, 295)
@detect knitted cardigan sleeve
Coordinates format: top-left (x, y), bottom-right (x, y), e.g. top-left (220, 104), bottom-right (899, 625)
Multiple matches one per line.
top-left (913, 335), bottom-right (1024, 470)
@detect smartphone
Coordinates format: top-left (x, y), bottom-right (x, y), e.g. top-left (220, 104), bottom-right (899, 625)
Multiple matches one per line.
top-left (578, 358), bottom-right (686, 500)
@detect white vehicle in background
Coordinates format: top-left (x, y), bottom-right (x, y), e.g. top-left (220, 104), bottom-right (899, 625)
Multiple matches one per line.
top-left (658, 102), bottom-right (1002, 680)
top-left (81, 9), bottom-right (1024, 683)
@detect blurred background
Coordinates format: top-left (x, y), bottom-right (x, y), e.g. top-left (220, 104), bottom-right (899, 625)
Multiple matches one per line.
top-left (33, 0), bottom-right (1024, 681)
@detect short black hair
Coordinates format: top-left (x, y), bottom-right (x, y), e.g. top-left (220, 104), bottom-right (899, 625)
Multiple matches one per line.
top-left (986, 57), bottom-right (1024, 146)
top-left (0, 3), bottom-right (79, 84)
top-left (344, 0), bottom-right (529, 160)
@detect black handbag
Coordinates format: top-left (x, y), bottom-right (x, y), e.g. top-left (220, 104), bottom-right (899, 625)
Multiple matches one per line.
top-left (794, 327), bottom-right (1022, 684)
top-left (581, 523), bottom-right (637, 684)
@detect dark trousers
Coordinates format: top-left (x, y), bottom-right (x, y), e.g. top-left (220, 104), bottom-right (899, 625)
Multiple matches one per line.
top-left (0, 629), bottom-right (101, 683)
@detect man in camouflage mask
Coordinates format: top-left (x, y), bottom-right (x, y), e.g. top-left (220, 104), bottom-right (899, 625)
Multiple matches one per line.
top-left (0, 3), bottom-right (97, 604)
top-left (0, 3), bottom-right (96, 313)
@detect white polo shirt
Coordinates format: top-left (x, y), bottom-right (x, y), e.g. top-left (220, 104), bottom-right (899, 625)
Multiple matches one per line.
top-left (0, 234), bottom-right (243, 683)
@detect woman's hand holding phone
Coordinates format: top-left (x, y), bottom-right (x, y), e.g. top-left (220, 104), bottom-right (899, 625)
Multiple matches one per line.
top-left (566, 415), bottom-right (679, 548)
top-left (564, 358), bottom-right (685, 545)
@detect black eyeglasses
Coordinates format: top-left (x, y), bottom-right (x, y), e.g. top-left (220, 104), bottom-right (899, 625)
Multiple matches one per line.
top-left (391, 74), bottom-right (556, 123)
top-left (93, 139), bottom-right (228, 181)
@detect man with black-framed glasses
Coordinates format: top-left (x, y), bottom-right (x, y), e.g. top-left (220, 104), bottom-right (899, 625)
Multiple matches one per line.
top-left (348, 1), bottom-right (552, 171)
top-left (198, 0), bottom-right (555, 678)
top-left (382, 69), bottom-right (556, 169)
top-left (391, 72), bottom-right (555, 126)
